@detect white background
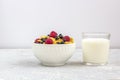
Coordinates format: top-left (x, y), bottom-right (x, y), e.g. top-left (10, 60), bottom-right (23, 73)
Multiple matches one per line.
top-left (0, 0), bottom-right (120, 48)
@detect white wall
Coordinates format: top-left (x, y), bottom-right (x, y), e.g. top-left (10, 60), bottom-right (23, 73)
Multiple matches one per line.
top-left (0, 0), bottom-right (120, 48)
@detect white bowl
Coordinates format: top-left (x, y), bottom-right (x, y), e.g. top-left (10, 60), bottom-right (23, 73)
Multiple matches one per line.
top-left (32, 43), bottom-right (76, 66)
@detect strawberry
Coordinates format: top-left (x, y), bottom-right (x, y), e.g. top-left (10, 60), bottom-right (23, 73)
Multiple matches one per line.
top-left (45, 38), bottom-right (53, 44)
top-left (49, 31), bottom-right (58, 38)
top-left (34, 38), bottom-right (40, 43)
top-left (63, 36), bottom-right (70, 41)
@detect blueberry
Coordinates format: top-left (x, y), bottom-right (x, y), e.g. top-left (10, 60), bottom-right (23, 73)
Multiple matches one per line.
top-left (57, 42), bottom-right (61, 44)
top-left (41, 38), bottom-right (46, 42)
top-left (55, 36), bottom-right (59, 40)
top-left (59, 34), bottom-right (63, 39)
top-left (60, 41), bottom-right (64, 44)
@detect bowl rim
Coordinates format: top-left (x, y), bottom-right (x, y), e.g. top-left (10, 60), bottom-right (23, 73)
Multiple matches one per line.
top-left (33, 43), bottom-right (76, 46)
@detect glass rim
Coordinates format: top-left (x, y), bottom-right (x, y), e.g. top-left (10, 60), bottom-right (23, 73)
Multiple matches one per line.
top-left (82, 32), bottom-right (110, 36)
top-left (82, 32), bottom-right (111, 39)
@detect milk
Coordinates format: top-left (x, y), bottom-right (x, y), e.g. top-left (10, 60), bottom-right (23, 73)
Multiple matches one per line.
top-left (82, 38), bottom-right (110, 64)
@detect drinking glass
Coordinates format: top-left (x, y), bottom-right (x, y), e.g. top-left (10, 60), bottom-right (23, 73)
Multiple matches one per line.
top-left (82, 32), bottom-right (110, 65)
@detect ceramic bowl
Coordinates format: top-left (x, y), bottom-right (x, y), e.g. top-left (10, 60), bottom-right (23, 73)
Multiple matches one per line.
top-left (32, 43), bottom-right (76, 66)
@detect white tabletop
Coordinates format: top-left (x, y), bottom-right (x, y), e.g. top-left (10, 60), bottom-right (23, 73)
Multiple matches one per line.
top-left (0, 49), bottom-right (120, 80)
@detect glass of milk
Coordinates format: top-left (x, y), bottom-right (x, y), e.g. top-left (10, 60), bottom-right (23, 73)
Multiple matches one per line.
top-left (82, 32), bottom-right (110, 65)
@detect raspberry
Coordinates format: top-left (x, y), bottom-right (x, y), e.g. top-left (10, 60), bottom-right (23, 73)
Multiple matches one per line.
top-left (63, 36), bottom-right (70, 41)
top-left (45, 38), bottom-right (53, 44)
top-left (49, 31), bottom-right (58, 38)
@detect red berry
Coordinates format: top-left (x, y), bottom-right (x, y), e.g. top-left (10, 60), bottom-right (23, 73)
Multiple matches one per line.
top-left (63, 36), bottom-right (70, 41)
top-left (49, 31), bottom-right (58, 38)
top-left (34, 38), bottom-right (40, 43)
top-left (45, 38), bottom-right (53, 44)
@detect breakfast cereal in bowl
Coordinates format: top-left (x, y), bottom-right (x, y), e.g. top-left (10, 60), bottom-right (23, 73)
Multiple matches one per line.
top-left (33, 31), bottom-right (76, 66)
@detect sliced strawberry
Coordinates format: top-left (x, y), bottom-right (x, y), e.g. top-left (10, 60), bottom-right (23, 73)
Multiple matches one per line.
top-left (34, 38), bottom-right (40, 43)
top-left (49, 31), bottom-right (58, 38)
top-left (63, 36), bottom-right (70, 41)
top-left (45, 38), bottom-right (53, 44)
